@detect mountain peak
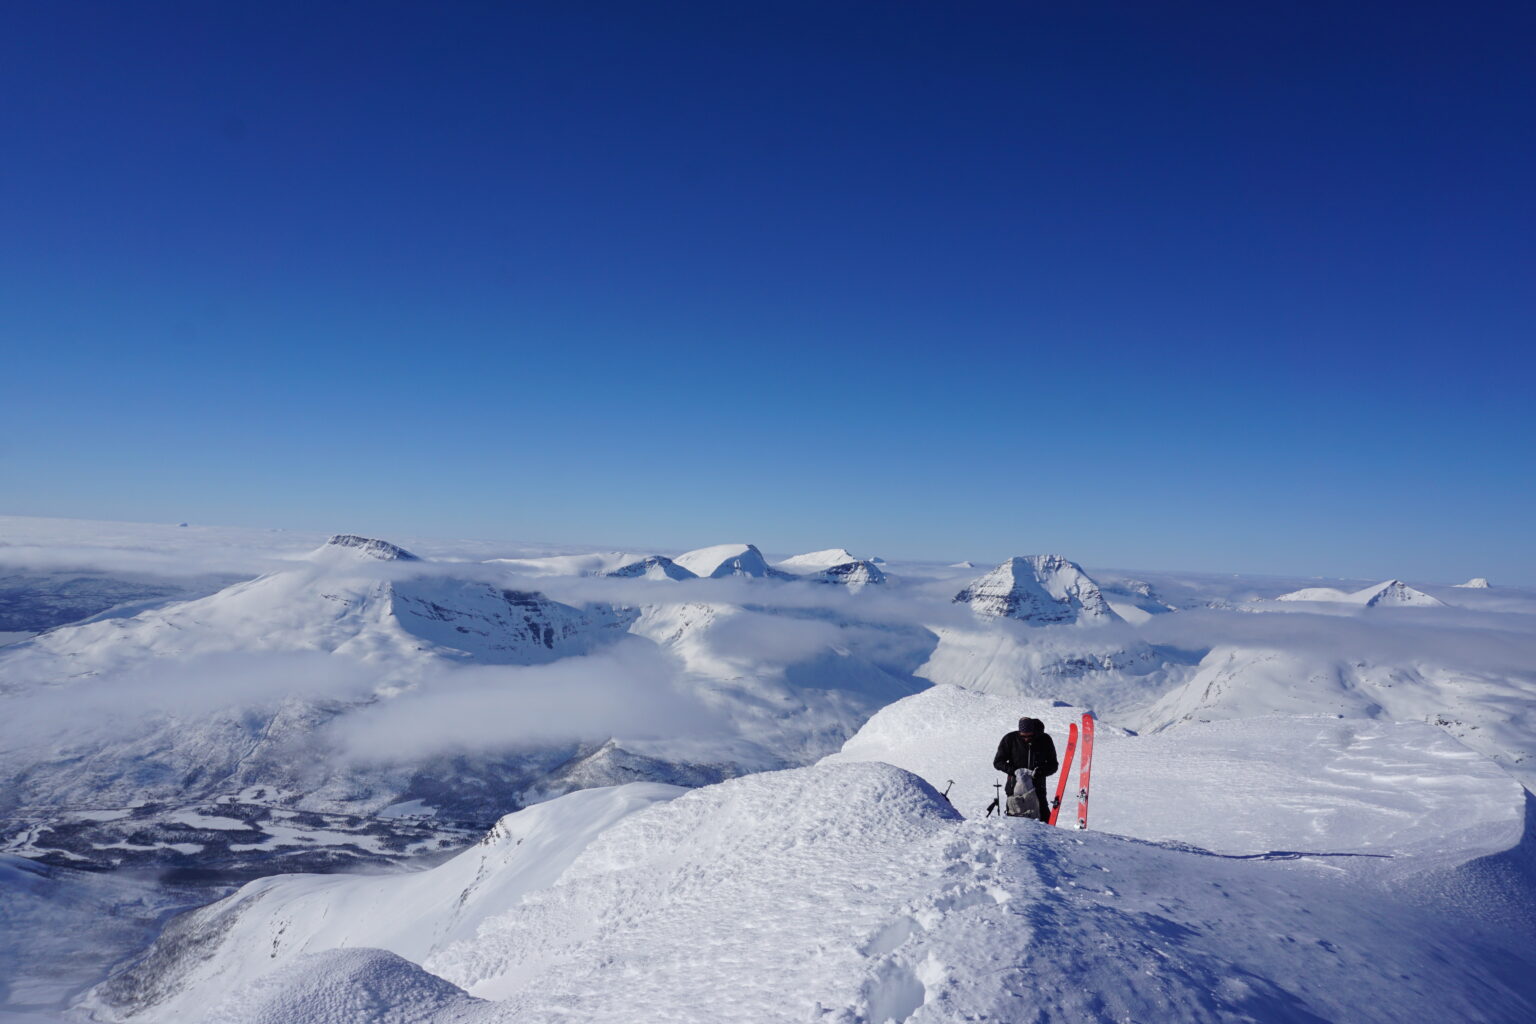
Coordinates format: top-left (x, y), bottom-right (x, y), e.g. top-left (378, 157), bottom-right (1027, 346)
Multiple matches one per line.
top-left (606, 555), bottom-right (698, 581)
top-left (776, 548), bottom-right (860, 573)
top-left (811, 560), bottom-right (888, 590)
top-left (673, 543), bottom-right (783, 579)
top-left (1455, 577), bottom-right (1491, 589)
top-left (954, 555), bottom-right (1118, 624)
top-left (1355, 579), bottom-right (1444, 608)
top-left (316, 535), bottom-right (420, 561)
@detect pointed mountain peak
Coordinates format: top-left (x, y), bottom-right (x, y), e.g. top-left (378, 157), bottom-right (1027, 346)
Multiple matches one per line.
top-left (954, 555), bottom-right (1119, 625)
top-left (1455, 577), bottom-right (1491, 589)
top-left (314, 535), bottom-right (420, 562)
top-left (1353, 579), bottom-right (1444, 608)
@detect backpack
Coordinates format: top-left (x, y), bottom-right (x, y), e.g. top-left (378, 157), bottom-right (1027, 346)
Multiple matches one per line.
top-left (1005, 769), bottom-right (1043, 819)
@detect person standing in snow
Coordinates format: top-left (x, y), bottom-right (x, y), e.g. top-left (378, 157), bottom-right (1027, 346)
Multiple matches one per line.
top-left (993, 717), bottom-right (1058, 820)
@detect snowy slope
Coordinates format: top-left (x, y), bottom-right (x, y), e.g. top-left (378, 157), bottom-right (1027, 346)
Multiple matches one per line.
top-left (824, 685), bottom-right (1521, 859)
top-left (1133, 643), bottom-right (1536, 790)
top-left (80, 784), bottom-right (683, 1022)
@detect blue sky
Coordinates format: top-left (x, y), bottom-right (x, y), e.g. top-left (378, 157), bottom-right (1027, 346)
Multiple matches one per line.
top-left (2, 2), bottom-right (1532, 582)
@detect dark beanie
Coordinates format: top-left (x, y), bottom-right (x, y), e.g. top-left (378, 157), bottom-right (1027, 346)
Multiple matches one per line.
top-left (1018, 717), bottom-right (1036, 733)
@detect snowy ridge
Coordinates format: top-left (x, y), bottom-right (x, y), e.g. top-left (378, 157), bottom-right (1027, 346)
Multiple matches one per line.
top-left (88, 702), bottom-right (1535, 1024)
top-left (1458, 577), bottom-right (1492, 588)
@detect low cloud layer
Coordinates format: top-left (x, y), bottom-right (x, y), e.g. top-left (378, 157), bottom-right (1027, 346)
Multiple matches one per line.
top-left (327, 641), bottom-right (729, 762)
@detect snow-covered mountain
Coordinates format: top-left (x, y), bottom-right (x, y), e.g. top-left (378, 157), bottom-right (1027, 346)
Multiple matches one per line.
top-left (80, 686), bottom-right (1535, 1024)
top-left (775, 548), bottom-right (861, 573)
top-left (953, 555), bottom-right (1120, 625)
top-left (1096, 576), bottom-right (1178, 624)
top-left (810, 559), bottom-right (888, 590)
top-left (1458, 577), bottom-right (1492, 588)
top-left (604, 555), bottom-right (697, 580)
top-left (0, 535), bottom-right (929, 879)
top-left (1275, 578), bottom-right (1445, 607)
top-left (673, 542), bottom-right (791, 579)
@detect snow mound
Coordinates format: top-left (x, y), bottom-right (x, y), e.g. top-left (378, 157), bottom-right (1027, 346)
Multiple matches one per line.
top-left (203, 949), bottom-right (481, 1024)
top-left (954, 555), bottom-right (1120, 624)
top-left (604, 555), bottom-right (697, 580)
top-left (311, 535), bottom-right (420, 562)
top-left (948, 560), bottom-right (975, 569)
top-left (776, 548), bottom-right (860, 573)
top-left (810, 559), bottom-right (888, 590)
top-left (672, 543), bottom-right (782, 579)
top-left (1457, 577), bottom-right (1492, 588)
top-left (423, 763), bottom-right (963, 1005)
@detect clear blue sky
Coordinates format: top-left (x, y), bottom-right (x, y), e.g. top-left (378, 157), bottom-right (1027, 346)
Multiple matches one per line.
top-left (2, 2), bottom-right (1532, 583)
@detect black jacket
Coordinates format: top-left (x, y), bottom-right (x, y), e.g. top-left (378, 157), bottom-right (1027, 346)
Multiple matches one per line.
top-left (993, 730), bottom-right (1059, 781)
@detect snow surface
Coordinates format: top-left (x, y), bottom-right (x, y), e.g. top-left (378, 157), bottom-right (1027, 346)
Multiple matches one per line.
top-left (89, 736), bottom-right (1535, 1024)
top-left (1459, 577), bottom-right (1493, 588)
top-left (824, 685), bottom-right (1522, 861)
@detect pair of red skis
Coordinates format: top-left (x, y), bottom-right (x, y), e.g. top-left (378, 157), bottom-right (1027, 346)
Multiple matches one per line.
top-left (1048, 712), bottom-right (1094, 828)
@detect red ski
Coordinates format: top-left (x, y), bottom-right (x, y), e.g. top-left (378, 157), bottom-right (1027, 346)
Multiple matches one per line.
top-left (1048, 722), bottom-right (1078, 826)
top-left (1076, 712), bottom-right (1095, 829)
